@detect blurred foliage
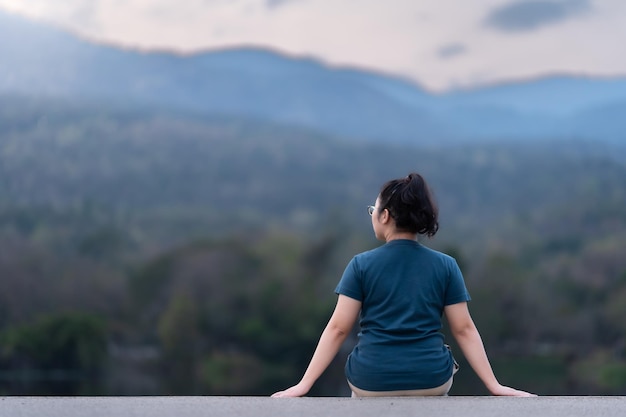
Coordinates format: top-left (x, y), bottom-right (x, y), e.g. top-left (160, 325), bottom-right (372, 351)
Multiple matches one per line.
top-left (0, 96), bottom-right (625, 395)
top-left (0, 312), bottom-right (107, 395)
top-left (1, 312), bottom-right (106, 371)
top-left (128, 235), bottom-right (341, 395)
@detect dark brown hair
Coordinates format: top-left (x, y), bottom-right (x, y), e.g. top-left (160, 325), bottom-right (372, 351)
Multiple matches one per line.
top-left (378, 172), bottom-right (439, 237)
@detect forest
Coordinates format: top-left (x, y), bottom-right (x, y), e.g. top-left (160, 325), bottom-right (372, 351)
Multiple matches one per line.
top-left (0, 96), bottom-right (625, 396)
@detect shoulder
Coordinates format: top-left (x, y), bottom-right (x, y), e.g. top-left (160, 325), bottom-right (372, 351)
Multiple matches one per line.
top-left (419, 245), bottom-right (461, 270)
top-left (351, 244), bottom-right (388, 265)
top-left (415, 243), bottom-right (449, 259)
top-left (347, 249), bottom-right (371, 272)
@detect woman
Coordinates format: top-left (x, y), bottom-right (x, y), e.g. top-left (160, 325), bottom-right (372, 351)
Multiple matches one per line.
top-left (272, 173), bottom-right (534, 397)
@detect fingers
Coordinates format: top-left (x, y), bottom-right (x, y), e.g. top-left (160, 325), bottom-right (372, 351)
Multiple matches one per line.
top-left (270, 388), bottom-right (300, 398)
top-left (494, 386), bottom-right (537, 397)
top-left (517, 391), bottom-right (538, 397)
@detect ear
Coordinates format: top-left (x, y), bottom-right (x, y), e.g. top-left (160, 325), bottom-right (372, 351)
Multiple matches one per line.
top-left (380, 208), bottom-right (391, 224)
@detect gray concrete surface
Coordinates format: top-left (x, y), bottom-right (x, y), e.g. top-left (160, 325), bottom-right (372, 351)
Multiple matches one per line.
top-left (1, 396), bottom-right (625, 417)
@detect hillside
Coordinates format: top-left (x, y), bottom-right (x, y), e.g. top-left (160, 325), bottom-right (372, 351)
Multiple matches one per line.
top-left (1, 95), bottom-right (624, 249)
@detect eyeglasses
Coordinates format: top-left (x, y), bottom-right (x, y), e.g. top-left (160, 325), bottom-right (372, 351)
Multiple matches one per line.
top-left (367, 205), bottom-right (375, 216)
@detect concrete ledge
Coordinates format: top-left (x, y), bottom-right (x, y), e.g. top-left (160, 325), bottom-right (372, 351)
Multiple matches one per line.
top-left (2, 396), bottom-right (626, 417)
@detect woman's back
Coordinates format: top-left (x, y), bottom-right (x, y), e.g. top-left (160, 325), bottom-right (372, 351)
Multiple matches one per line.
top-left (335, 239), bottom-right (470, 391)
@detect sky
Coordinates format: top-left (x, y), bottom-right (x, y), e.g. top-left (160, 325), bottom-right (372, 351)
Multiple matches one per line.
top-left (0, 0), bottom-right (625, 92)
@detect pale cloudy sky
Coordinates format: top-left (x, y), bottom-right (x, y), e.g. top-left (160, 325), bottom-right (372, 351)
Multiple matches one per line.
top-left (1, 0), bottom-right (625, 91)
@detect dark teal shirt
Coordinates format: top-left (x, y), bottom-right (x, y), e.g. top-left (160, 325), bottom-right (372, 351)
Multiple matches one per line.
top-left (335, 239), bottom-right (471, 391)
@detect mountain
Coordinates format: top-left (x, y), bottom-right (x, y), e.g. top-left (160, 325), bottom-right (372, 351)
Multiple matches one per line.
top-left (1, 8), bottom-right (625, 144)
top-left (1, 95), bottom-right (624, 242)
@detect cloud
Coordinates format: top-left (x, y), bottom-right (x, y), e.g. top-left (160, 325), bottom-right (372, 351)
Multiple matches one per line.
top-left (484, 0), bottom-right (592, 32)
top-left (437, 43), bottom-right (467, 59)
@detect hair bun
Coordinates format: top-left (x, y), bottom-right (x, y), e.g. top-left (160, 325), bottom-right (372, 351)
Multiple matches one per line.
top-left (378, 172), bottom-right (439, 237)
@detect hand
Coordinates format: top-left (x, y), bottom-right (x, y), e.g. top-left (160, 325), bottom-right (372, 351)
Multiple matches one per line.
top-left (489, 384), bottom-right (537, 397)
top-left (271, 382), bottom-right (310, 398)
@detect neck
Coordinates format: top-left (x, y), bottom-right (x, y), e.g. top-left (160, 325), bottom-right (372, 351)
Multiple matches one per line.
top-left (384, 231), bottom-right (417, 242)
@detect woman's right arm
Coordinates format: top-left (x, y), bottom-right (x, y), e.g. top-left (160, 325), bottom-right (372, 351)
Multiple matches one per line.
top-left (444, 302), bottom-right (536, 397)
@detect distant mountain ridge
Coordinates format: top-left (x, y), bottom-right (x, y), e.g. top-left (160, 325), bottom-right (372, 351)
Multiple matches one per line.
top-left (1, 8), bottom-right (625, 145)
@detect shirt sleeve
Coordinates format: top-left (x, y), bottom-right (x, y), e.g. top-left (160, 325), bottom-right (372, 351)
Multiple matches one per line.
top-left (334, 256), bottom-right (364, 301)
top-left (444, 257), bottom-right (472, 306)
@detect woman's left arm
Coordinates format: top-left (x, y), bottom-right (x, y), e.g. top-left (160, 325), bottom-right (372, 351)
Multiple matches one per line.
top-left (271, 294), bottom-right (361, 397)
top-left (445, 302), bottom-right (536, 396)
